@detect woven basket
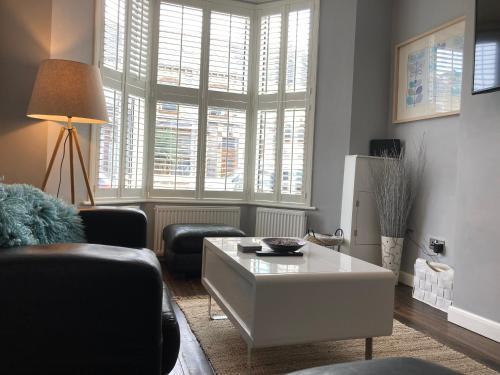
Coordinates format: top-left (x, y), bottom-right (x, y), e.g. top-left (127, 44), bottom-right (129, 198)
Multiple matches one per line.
top-left (304, 229), bottom-right (343, 249)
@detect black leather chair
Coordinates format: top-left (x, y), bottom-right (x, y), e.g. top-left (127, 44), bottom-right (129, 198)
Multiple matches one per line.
top-left (0, 207), bottom-right (180, 375)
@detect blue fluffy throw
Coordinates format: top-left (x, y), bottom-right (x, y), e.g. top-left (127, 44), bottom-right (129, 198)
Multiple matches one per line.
top-left (0, 184), bottom-right (85, 248)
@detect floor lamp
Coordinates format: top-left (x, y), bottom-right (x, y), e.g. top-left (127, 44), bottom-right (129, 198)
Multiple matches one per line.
top-left (27, 59), bottom-right (108, 206)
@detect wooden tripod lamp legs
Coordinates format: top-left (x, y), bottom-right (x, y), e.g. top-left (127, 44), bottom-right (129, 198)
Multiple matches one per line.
top-left (41, 120), bottom-right (95, 206)
top-left (42, 126), bottom-right (65, 191)
top-left (72, 127), bottom-right (95, 206)
top-left (68, 125), bottom-right (75, 203)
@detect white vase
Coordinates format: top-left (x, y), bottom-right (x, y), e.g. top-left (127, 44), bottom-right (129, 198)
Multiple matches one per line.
top-left (381, 236), bottom-right (404, 285)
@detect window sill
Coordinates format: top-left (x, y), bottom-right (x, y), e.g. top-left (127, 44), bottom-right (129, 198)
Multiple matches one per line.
top-left (81, 197), bottom-right (316, 211)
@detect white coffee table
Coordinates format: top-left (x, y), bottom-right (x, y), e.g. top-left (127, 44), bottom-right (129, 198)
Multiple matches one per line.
top-left (201, 237), bottom-right (395, 366)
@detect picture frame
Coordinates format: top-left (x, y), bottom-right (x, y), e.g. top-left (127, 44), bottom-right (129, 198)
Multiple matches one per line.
top-left (393, 17), bottom-right (466, 124)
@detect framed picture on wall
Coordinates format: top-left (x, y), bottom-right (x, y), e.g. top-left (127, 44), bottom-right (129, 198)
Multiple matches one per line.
top-left (393, 17), bottom-right (465, 123)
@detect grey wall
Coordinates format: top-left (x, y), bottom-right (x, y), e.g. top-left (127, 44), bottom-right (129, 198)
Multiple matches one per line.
top-left (350, 0), bottom-right (393, 155)
top-left (309, 0), bottom-right (393, 234)
top-left (46, 0), bottom-right (95, 204)
top-left (453, 0), bottom-right (500, 323)
top-left (389, 0), bottom-right (500, 324)
top-left (308, 0), bottom-right (357, 234)
top-left (387, 0), bottom-right (465, 274)
top-left (0, 0), bottom-right (52, 186)
top-left (0, 0), bottom-right (94, 203)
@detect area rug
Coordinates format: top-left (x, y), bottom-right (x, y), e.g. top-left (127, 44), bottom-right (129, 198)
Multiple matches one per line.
top-left (176, 296), bottom-right (497, 375)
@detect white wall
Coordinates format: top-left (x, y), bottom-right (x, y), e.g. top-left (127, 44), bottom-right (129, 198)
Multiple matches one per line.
top-left (46, 0), bottom-right (95, 204)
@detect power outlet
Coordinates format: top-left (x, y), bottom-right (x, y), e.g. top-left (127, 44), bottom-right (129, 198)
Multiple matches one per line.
top-left (429, 238), bottom-right (445, 254)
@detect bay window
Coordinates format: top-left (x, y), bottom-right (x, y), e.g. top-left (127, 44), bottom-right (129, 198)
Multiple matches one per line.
top-left (92, 0), bottom-right (318, 206)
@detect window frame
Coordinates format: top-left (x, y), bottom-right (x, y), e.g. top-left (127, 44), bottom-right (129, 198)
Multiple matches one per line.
top-left (91, 0), bottom-right (319, 208)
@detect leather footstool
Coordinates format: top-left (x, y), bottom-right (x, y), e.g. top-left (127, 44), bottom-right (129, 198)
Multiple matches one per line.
top-left (163, 224), bottom-right (245, 275)
top-left (287, 358), bottom-right (460, 375)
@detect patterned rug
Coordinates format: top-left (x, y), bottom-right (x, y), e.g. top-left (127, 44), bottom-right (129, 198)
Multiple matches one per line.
top-left (176, 296), bottom-right (497, 375)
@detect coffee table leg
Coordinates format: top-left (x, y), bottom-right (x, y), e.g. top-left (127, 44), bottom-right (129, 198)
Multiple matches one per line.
top-left (207, 294), bottom-right (228, 320)
top-left (365, 338), bottom-right (373, 360)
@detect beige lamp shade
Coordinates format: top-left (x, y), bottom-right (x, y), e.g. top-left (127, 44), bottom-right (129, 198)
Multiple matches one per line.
top-left (27, 59), bottom-right (109, 124)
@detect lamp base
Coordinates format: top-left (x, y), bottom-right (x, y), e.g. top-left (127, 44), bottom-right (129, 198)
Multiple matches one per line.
top-left (41, 118), bottom-right (95, 206)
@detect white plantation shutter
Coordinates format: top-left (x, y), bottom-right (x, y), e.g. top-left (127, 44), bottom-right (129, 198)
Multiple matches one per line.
top-left (97, 87), bottom-right (122, 189)
top-left (128, 0), bottom-right (150, 81)
top-left (205, 107), bottom-right (246, 192)
top-left (279, 8), bottom-right (311, 199)
top-left (258, 14), bottom-right (281, 95)
top-left (124, 94), bottom-right (145, 189)
top-left (255, 110), bottom-right (277, 193)
top-left (157, 3), bottom-right (203, 88)
top-left (153, 102), bottom-right (199, 190)
top-left (286, 9), bottom-right (310, 93)
top-left (103, 0), bottom-right (126, 72)
top-left (97, 0), bottom-right (149, 197)
top-left (123, 0), bottom-right (149, 193)
top-left (253, 6), bottom-right (312, 200)
top-left (208, 11), bottom-right (251, 94)
top-left (95, 0), bottom-right (317, 204)
top-left (153, 1), bottom-right (204, 196)
top-left (281, 108), bottom-right (306, 195)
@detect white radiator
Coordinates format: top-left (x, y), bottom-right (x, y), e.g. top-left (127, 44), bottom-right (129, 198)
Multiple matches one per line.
top-left (255, 207), bottom-right (307, 237)
top-left (153, 205), bottom-right (241, 255)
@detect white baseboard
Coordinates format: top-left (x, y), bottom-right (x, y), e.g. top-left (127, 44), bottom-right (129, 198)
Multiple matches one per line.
top-left (448, 306), bottom-right (500, 343)
top-left (398, 270), bottom-right (414, 287)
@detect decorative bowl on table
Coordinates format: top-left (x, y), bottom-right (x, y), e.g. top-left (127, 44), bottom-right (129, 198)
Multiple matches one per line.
top-left (261, 238), bottom-right (306, 253)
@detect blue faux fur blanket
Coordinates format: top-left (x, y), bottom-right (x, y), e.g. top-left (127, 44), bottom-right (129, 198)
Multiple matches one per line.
top-left (0, 184), bottom-right (85, 248)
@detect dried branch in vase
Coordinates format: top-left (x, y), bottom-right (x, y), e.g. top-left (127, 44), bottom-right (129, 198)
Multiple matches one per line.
top-left (370, 139), bottom-right (425, 238)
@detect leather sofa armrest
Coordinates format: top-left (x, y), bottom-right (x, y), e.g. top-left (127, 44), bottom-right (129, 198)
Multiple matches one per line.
top-left (0, 243), bottom-right (166, 374)
top-left (161, 285), bottom-right (181, 374)
top-left (79, 207), bottom-right (147, 248)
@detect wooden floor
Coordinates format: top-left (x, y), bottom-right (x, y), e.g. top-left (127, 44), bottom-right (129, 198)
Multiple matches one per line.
top-left (164, 271), bottom-right (500, 374)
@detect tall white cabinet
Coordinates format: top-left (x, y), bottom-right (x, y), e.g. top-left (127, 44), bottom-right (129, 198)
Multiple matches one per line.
top-left (340, 155), bottom-right (382, 266)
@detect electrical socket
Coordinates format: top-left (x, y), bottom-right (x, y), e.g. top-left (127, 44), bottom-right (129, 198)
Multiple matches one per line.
top-left (429, 238), bottom-right (445, 254)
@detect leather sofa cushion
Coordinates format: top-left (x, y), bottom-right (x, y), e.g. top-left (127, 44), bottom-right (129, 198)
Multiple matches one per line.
top-left (286, 358), bottom-right (460, 375)
top-left (163, 224), bottom-right (245, 254)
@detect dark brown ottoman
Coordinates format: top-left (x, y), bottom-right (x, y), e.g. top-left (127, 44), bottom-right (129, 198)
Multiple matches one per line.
top-left (163, 224), bottom-right (245, 275)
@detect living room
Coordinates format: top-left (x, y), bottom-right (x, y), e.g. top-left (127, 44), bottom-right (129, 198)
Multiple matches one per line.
top-left (1, 0), bottom-right (499, 374)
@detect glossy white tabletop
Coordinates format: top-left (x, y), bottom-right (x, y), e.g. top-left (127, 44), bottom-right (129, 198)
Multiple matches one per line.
top-left (205, 237), bottom-right (392, 276)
